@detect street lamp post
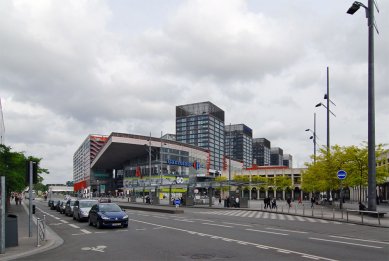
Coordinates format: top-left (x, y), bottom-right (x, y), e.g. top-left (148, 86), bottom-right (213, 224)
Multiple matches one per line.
top-left (305, 113), bottom-right (317, 163)
top-left (347, 0), bottom-right (378, 211)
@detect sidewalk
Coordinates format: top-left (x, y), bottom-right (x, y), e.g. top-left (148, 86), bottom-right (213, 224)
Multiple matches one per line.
top-left (110, 197), bottom-right (389, 228)
top-left (0, 200), bottom-right (63, 261)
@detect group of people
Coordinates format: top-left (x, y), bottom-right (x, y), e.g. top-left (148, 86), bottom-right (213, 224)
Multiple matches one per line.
top-left (225, 196), bottom-right (240, 208)
top-left (11, 192), bottom-right (23, 205)
top-left (263, 196), bottom-right (277, 209)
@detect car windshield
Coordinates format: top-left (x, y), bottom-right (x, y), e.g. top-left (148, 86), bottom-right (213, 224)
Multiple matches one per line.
top-left (79, 201), bottom-right (97, 208)
top-left (99, 204), bottom-right (122, 212)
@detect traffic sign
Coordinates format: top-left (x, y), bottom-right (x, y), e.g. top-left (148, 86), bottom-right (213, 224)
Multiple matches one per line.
top-left (337, 170), bottom-right (347, 180)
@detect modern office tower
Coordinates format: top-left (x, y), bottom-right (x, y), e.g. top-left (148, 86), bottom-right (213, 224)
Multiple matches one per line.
top-left (270, 147), bottom-right (284, 166)
top-left (252, 138), bottom-right (271, 166)
top-left (0, 98), bottom-right (4, 145)
top-left (73, 134), bottom-right (108, 192)
top-left (176, 101), bottom-right (225, 171)
top-left (283, 154), bottom-right (293, 168)
top-left (225, 124), bottom-right (253, 168)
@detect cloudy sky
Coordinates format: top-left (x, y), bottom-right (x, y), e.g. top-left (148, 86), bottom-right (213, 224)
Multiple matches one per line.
top-left (1, 0), bottom-right (388, 184)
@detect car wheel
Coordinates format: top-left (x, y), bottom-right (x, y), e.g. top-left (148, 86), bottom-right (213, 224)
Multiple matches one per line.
top-left (97, 220), bottom-right (102, 229)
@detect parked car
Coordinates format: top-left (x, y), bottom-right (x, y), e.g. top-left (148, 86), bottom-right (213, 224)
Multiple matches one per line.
top-left (64, 198), bottom-right (77, 217)
top-left (59, 200), bottom-right (67, 214)
top-left (48, 199), bottom-right (54, 208)
top-left (54, 200), bottom-right (61, 211)
top-left (73, 199), bottom-right (98, 221)
top-left (88, 203), bottom-right (128, 229)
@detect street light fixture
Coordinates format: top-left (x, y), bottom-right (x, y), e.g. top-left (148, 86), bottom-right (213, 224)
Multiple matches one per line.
top-left (305, 113), bottom-right (317, 163)
top-left (347, 0), bottom-right (379, 211)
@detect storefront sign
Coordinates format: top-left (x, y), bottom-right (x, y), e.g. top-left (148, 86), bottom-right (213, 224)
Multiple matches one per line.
top-left (166, 159), bottom-right (204, 170)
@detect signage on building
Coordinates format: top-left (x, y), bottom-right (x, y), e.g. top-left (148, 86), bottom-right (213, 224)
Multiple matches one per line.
top-left (166, 159), bottom-right (204, 170)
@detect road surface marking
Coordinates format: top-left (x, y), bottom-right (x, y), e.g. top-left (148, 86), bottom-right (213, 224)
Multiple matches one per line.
top-left (295, 216), bottom-right (305, 221)
top-left (248, 211), bottom-right (256, 218)
top-left (68, 224), bottom-right (80, 229)
top-left (222, 222), bottom-right (251, 227)
top-left (309, 237), bottom-right (382, 249)
top-left (266, 227), bottom-right (308, 234)
top-left (270, 213), bottom-right (277, 219)
top-left (286, 215), bottom-right (294, 221)
top-left (328, 235), bottom-right (389, 245)
top-left (318, 219), bottom-right (329, 223)
top-left (255, 212), bottom-right (263, 218)
top-left (263, 212), bottom-right (269, 219)
top-left (80, 229), bottom-right (92, 234)
top-left (81, 245), bottom-right (106, 252)
top-left (129, 219), bottom-right (339, 261)
top-left (136, 228), bottom-right (146, 230)
top-left (202, 223), bottom-right (233, 228)
top-left (232, 211), bottom-right (245, 216)
top-left (173, 219), bottom-right (194, 223)
top-left (241, 211), bottom-right (251, 217)
top-left (54, 217), bottom-right (61, 220)
top-left (191, 219), bottom-right (214, 222)
top-left (153, 216), bottom-right (169, 219)
top-left (306, 217), bottom-right (317, 222)
top-left (277, 214), bottom-right (286, 220)
top-left (60, 220), bottom-right (68, 224)
top-left (245, 228), bottom-right (288, 236)
top-left (302, 255), bottom-right (321, 260)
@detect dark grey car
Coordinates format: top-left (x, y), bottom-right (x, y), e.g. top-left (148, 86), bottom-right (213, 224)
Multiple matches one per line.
top-left (64, 198), bottom-right (77, 217)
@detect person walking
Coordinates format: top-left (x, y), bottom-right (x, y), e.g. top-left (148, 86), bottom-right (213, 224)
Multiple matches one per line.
top-left (263, 197), bottom-right (267, 209)
top-left (271, 198), bottom-right (277, 209)
top-left (218, 197), bottom-right (222, 205)
top-left (310, 196), bottom-right (315, 208)
top-left (287, 197), bottom-right (291, 208)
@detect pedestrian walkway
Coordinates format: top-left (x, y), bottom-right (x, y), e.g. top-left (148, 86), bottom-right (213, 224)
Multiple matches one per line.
top-left (0, 200), bottom-right (63, 261)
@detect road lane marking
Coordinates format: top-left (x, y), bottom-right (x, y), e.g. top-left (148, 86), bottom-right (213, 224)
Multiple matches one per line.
top-left (232, 211), bottom-right (245, 216)
top-left (102, 218), bottom-right (340, 261)
top-left (266, 227), bottom-right (308, 234)
top-left (68, 224), bottom-right (80, 229)
top-left (248, 211), bottom-right (256, 218)
top-left (286, 215), bottom-right (294, 221)
top-left (302, 255), bottom-right (321, 260)
top-left (222, 222), bottom-right (251, 227)
top-left (255, 212), bottom-right (263, 218)
top-left (60, 220), bottom-right (68, 223)
top-left (173, 219), bottom-right (194, 223)
top-left (295, 216), bottom-right (305, 221)
top-left (328, 235), bottom-right (389, 245)
top-left (80, 229), bottom-right (92, 234)
top-left (241, 211), bottom-right (251, 217)
top-left (263, 212), bottom-right (269, 219)
top-left (246, 228), bottom-right (288, 236)
top-left (318, 219), bottom-right (329, 223)
top-left (306, 217), bottom-right (317, 222)
top-left (202, 223), bottom-right (233, 228)
top-left (277, 214), bottom-right (286, 220)
top-left (191, 219), bottom-right (214, 222)
top-left (270, 213), bottom-right (277, 219)
top-left (309, 237), bottom-right (382, 249)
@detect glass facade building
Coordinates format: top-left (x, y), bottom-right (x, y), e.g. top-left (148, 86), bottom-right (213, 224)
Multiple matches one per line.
top-left (270, 147), bottom-right (284, 166)
top-left (283, 154), bottom-right (293, 168)
top-left (252, 138), bottom-right (271, 166)
top-left (225, 124), bottom-right (253, 168)
top-left (176, 102), bottom-right (225, 171)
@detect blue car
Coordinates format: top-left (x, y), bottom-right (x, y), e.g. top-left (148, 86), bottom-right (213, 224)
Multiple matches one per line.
top-left (88, 203), bottom-right (128, 229)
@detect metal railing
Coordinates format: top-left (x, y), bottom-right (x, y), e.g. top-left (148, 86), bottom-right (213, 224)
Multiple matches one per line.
top-left (36, 215), bottom-right (46, 247)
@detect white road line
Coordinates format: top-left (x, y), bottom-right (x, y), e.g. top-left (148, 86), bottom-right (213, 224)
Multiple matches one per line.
top-left (202, 223), bottom-right (233, 228)
top-left (68, 224), bottom-right (80, 229)
top-left (232, 211), bottom-right (245, 216)
top-left (286, 215), bottom-right (294, 221)
top-left (153, 216), bottom-right (169, 219)
top-left (263, 212), bottom-right (269, 219)
top-left (270, 213), bottom-right (277, 219)
top-left (328, 235), bottom-right (389, 245)
top-left (306, 217), bottom-right (317, 223)
top-left (248, 211), bottom-right (256, 218)
top-left (277, 214), bottom-right (286, 220)
top-left (131, 219), bottom-right (338, 261)
top-left (266, 227), bottom-right (308, 234)
top-left (246, 228), bottom-right (288, 236)
top-left (173, 219), bottom-right (194, 223)
top-left (54, 217), bottom-right (60, 220)
top-left (241, 211), bottom-right (251, 217)
top-left (255, 212), bottom-right (263, 218)
top-left (60, 220), bottom-right (69, 224)
top-left (191, 219), bottom-right (214, 223)
top-left (302, 255), bottom-right (321, 260)
top-left (80, 229), bottom-right (92, 234)
top-left (224, 211), bottom-right (236, 216)
top-left (222, 222), bottom-right (252, 227)
top-left (295, 216), bottom-right (305, 222)
top-left (309, 237), bottom-right (382, 249)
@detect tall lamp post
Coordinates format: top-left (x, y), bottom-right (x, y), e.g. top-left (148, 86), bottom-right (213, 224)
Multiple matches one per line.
top-left (347, 0), bottom-right (378, 211)
top-left (305, 113), bottom-right (317, 163)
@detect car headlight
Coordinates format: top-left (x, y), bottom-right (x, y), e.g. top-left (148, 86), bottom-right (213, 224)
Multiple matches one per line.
top-left (100, 215), bottom-right (110, 220)
top-left (123, 215), bottom-right (128, 219)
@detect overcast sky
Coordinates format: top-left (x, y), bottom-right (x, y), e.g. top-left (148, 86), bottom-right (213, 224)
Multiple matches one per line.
top-left (1, 0), bottom-right (388, 185)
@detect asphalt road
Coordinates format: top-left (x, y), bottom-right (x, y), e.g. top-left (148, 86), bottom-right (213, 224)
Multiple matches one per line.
top-left (20, 200), bottom-right (389, 261)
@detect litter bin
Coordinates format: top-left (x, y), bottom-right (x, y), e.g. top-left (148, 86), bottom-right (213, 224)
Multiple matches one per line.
top-left (5, 214), bottom-right (18, 248)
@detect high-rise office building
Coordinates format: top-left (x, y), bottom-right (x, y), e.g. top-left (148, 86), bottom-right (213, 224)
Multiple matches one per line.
top-left (252, 138), bottom-right (271, 166)
top-left (176, 101), bottom-right (225, 171)
top-left (283, 154), bottom-right (293, 168)
top-left (225, 124), bottom-right (253, 168)
top-left (270, 147), bottom-right (284, 166)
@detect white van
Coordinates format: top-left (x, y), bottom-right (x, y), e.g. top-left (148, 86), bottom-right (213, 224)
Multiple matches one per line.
top-left (24, 190), bottom-right (36, 200)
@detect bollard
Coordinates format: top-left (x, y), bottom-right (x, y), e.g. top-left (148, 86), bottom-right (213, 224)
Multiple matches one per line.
top-left (378, 213), bottom-right (381, 226)
top-left (321, 207), bottom-right (323, 218)
top-left (341, 209), bottom-right (343, 219)
top-left (332, 208), bottom-right (335, 220)
top-left (361, 212), bottom-right (364, 224)
top-left (37, 218), bottom-right (41, 247)
top-left (295, 205), bottom-right (297, 214)
top-left (281, 206), bottom-right (283, 213)
top-left (311, 207), bottom-right (314, 217)
top-left (303, 205), bottom-right (305, 216)
top-left (288, 205), bottom-right (290, 214)
top-left (346, 210), bottom-right (349, 222)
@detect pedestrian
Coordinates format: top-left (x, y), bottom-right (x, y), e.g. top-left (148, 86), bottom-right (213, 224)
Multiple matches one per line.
top-left (218, 197), bottom-right (222, 205)
top-left (235, 197), bottom-right (240, 208)
top-left (266, 197), bottom-right (271, 209)
top-left (271, 198), bottom-right (277, 209)
top-left (287, 197), bottom-right (291, 208)
top-left (298, 196), bottom-right (302, 204)
top-left (310, 196), bottom-right (315, 208)
top-left (263, 197), bottom-right (267, 209)
top-left (15, 194), bottom-right (19, 205)
top-left (226, 196), bottom-right (230, 208)
top-left (359, 201), bottom-right (366, 211)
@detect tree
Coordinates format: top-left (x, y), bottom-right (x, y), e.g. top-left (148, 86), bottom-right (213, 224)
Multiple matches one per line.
top-left (0, 144), bottom-right (49, 198)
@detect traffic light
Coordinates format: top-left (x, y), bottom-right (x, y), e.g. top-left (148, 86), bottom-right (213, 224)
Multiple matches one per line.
top-left (26, 161), bottom-right (38, 184)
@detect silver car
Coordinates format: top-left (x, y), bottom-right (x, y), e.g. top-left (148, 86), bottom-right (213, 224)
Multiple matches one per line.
top-left (73, 199), bottom-right (98, 221)
top-left (64, 198), bottom-right (77, 217)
